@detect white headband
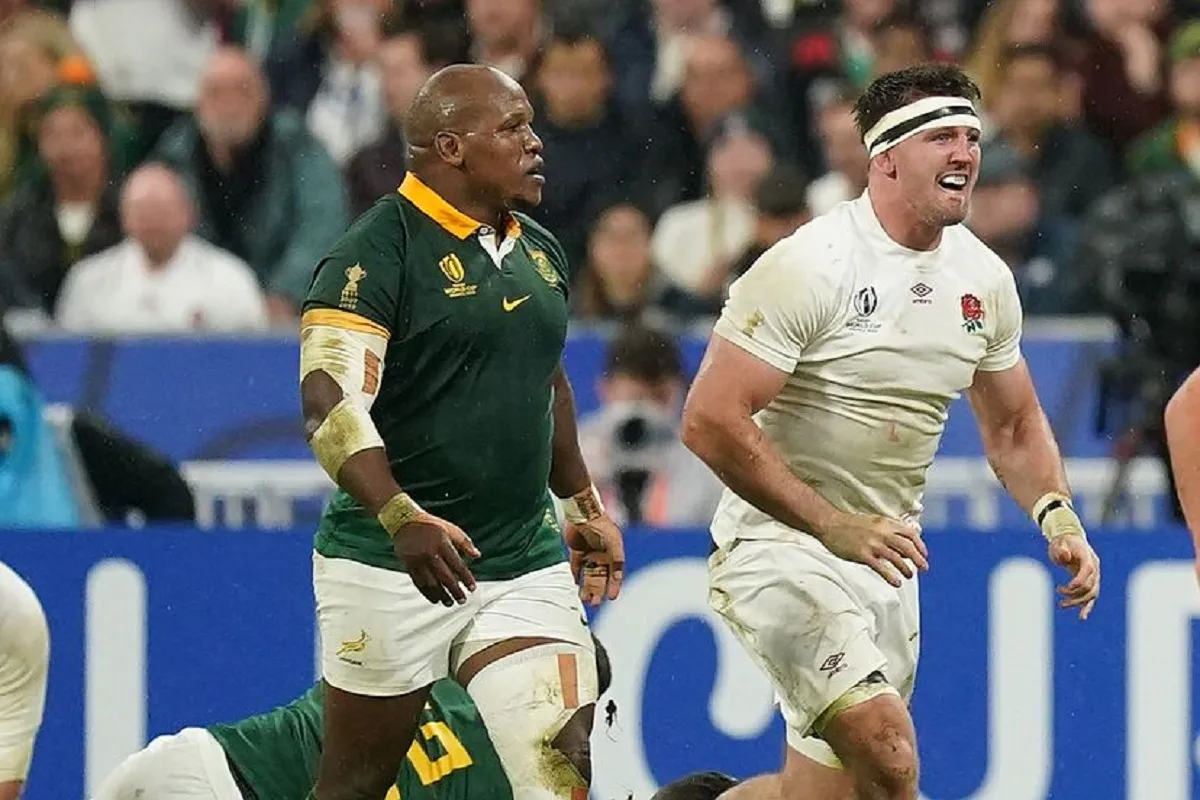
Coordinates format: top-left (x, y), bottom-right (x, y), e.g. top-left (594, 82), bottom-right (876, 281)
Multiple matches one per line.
top-left (862, 95), bottom-right (981, 159)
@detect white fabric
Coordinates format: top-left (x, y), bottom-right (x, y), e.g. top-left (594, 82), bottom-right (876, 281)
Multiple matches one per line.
top-left (56, 236), bottom-right (268, 334)
top-left (314, 555), bottom-right (592, 696)
top-left (710, 191), bottom-right (1022, 547)
top-left (708, 538), bottom-right (918, 762)
top-left (90, 728), bottom-right (241, 800)
top-left (862, 96), bottom-right (981, 158)
top-left (651, 197), bottom-right (756, 295)
top-left (69, 0), bottom-right (217, 109)
top-left (466, 643), bottom-right (599, 800)
top-left (56, 203), bottom-right (95, 247)
top-left (306, 58), bottom-right (386, 166)
top-left (0, 562), bottom-right (48, 783)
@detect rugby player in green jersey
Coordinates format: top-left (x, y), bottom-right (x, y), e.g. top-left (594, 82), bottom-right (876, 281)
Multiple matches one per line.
top-left (297, 63), bottom-right (624, 800)
top-left (91, 637), bottom-right (611, 800)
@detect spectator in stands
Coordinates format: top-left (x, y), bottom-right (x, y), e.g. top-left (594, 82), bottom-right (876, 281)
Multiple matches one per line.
top-left (214, 0), bottom-right (313, 61)
top-left (0, 9), bottom-right (79, 201)
top-left (266, 0), bottom-right (399, 166)
top-left (56, 163), bottom-right (267, 333)
top-left (969, 139), bottom-right (1088, 315)
top-left (727, 163), bottom-right (811, 283)
top-left (0, 82), bottom-right (123, 314)
top-left (69, 0), bottom-right (221, 160)
top-left (608, 0), bottom-right (762, 114)
top-left (573, 202), bottom-right (667, 324)
top-left (870, 12), bottom-right (934, 77)
top-left (577, 322), bottom-right (723, 527)
top-left (989, 44), bottom-right (1114, 222)
top-left (639, 33), bottom-right (774, 217)
top-left (1128, 21), bottom-right (1200, 178)
top-left (965, 0), bottom-right (1066, 105)
top-left (806, 86), bottom-right (868, 216)
top-left (527, 24), bottom-right (644, 268)
top-left (345, 27), bottom-right (432, 217)
top-left (1077, 0), bottom-right (1171, 154)
top-left (652, 114), bottom-right (773, 313)
top-left (152, 47), bottom-right (348, 324)
top-left (465, 0), bottom-right (543, 82)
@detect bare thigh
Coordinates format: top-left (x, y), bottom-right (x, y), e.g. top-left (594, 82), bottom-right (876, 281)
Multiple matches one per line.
top-left (314, 681), bottom-right (432, 800)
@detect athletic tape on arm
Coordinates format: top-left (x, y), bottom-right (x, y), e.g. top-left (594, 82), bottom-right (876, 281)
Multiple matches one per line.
top-left (300, 322), bottom-right (389, 481)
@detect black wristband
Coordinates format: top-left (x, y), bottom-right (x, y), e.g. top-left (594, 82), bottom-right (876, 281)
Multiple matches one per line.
top-left (1036, 498), bottom-right (1069, 527)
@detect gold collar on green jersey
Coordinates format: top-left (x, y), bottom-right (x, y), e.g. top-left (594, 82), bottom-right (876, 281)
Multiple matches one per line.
top-left (398, 172), bottom-right (523, 240)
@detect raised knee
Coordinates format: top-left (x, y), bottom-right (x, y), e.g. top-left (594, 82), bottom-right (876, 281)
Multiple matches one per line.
top-left (549, 705), bottom-right (595, 784)
top-left (855, 730), bottom-right (918, 799)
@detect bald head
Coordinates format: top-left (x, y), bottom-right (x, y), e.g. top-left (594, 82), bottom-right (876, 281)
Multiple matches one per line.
top-left (196, 46), bottom-right (268, 148)
top-left (121, 164), bottom-right (194, 264)
top-left (404, 63), bottom-right (525, 151)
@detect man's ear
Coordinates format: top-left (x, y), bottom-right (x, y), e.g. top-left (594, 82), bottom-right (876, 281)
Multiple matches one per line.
top-left (434, 131), bottom-right (465, 166)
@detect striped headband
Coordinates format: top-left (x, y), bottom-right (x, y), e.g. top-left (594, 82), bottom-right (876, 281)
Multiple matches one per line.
top-left (862, 96), bottom-right (981, 159)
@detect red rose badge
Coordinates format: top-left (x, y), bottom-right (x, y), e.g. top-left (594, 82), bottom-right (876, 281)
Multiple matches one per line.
top-left (961, 293), bottom-right (985, 333)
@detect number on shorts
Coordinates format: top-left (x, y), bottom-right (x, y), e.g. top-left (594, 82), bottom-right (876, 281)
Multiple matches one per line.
top-left (383, 721), bottom-right (475, 798)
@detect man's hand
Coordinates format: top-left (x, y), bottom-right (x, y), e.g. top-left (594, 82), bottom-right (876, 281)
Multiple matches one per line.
top-left (815, 510), bottom-right (929, 588)
top-left (1048, 533), bottom-right (1100, 620)
top-left (564, 515), bottom-right (625, 606)
top-left (392, 512), bottom-right (480, 607)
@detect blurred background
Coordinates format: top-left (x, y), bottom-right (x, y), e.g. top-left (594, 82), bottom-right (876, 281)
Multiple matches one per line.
top-left (4, 0), bottom-right (1200, 798)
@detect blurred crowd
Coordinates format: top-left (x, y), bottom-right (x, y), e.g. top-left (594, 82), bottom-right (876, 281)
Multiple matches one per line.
top-left (5, 0), bottom-right (1200, 334)
top-left (7, 0), bottom-right (1200, 528)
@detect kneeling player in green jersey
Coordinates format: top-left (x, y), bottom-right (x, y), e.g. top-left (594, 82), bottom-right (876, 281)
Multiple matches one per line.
top-left (92, 637), bottom-right (610, 800)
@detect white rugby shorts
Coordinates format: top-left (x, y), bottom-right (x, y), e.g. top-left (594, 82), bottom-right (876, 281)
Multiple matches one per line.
top-left (90, 728), bottom-right (240, 799)
top-left (313, 554), bottom-right (593, 696)
top-left (708, 535), bottom-right (919, 767)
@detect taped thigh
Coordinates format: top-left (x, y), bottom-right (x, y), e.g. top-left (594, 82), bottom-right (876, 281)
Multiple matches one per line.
top-left (465, 642), bottom-right (599, 800)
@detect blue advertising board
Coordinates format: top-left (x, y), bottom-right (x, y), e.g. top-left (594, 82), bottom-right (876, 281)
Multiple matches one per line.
top-left (2, 526), bottom-right (1197, 799)
top-left (20, 330), bottom-right (1118, 464)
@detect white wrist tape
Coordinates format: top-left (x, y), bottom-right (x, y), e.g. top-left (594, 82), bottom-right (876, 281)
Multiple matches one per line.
top-left (561, 485), bottom-right (604, 525)
top-left (1032, 492), bottom-right (1086, 542)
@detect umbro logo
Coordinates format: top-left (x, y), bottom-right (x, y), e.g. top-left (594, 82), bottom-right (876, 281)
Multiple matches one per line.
top-left (910, 282), bottom-right (933, 305)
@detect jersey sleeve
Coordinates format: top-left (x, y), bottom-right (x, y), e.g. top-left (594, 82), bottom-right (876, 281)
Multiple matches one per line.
top-left (711, 236), bottom-right (836, 373)
top-left (303, 205), bottom-right (406, 338)
top-left (977, 266), bottom-right (1023, 372)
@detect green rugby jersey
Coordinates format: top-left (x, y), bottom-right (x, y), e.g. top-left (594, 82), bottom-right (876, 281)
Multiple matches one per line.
top-left (208, 680), bottom-right (512, 800)
top-left (302, 172), bottom-right (573, 581)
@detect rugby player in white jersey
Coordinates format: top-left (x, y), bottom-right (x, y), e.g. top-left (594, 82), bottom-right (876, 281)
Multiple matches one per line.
top-left (0, 562), bottom-right (49, 800)
top-left (681, 64), bottom-right (1101, 800)
top-left (1165, 366), bottom-right (1200, 584)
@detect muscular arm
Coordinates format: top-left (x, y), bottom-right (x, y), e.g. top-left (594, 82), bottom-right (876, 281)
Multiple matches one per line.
top-left (1165, 367), bottom-right (1200, 543)
top-left (548, 363), bottom-right (593, 499)
top-left (301, 369), bottom-right (402, 517)
top-left (966, 359), bottom-right (1070, 512)
top-left (681, 335), bottom-right (841, 536)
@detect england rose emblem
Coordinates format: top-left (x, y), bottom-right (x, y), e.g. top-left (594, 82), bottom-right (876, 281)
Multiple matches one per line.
top-left (961, 293), bottom-right (984, 333)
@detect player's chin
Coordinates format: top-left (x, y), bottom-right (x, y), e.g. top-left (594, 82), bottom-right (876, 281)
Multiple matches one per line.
top-left (514, 179), bottom-right (544, 209)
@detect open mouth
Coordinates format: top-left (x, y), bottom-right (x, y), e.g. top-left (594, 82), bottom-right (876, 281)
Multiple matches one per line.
top-left (937, 173), bottom-right (969, 192)
top-left (526, 159), bottom-right (545, 183)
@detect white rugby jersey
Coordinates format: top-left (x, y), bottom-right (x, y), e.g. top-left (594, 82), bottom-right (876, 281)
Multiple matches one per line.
top-left (709, 192), bottom-right (1022, 546)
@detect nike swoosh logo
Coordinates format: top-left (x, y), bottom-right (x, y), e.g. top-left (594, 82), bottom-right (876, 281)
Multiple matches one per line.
top-left (502, 295), bottom-right (531, 312)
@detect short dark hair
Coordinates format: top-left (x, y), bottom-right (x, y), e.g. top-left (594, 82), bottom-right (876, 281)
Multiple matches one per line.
top-left (650, 772), bottom-right (741, 800)
top-left (603, 324), bottom-right (684, 384)
top-left (998, 42), bottom-right (1064, 73)
top-left (852, 63), bottom-right (982, 139)
top-left (541, 21), bottom-right (610, 67)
